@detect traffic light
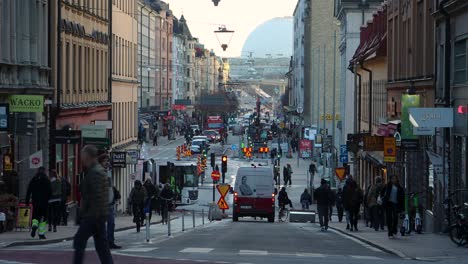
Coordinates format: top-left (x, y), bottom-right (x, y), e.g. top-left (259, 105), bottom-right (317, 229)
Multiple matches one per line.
top-left (210, 153), bottom-right (215, 168)
top-left (16, 117), bottom-right (35, 136)
top-left (221, 155), bottom-right (227, 173)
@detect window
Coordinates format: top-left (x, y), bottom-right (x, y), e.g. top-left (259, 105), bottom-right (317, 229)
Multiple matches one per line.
top-left (187, 82), bottom-right (190, 91)
top-left (454, 40), bottom-right (467, 84)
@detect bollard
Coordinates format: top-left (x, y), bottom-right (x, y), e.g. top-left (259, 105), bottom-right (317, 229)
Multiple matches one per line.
top-left (167, 210), bottom-right (171, 237)
top-left (145, 212), bottom-right (150, 242)
top-left (192, 210), bottom-right (195, 228)
top-left (182, 210), bottom-right (185, 232)
top-left (202, 209), bottom-right (205, 225)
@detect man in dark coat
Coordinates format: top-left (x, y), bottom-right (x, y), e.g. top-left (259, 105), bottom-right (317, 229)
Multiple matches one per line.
top-left (73, 145), bottom-right (113, 264)
top-left (26, 167), bottom-right (51, 239)
top-left (314, 179), bottom-right (332, 231)
top-left (335, 188), bottom-right (344, 222)
top-left (382, 175), bottom-right (404, 238)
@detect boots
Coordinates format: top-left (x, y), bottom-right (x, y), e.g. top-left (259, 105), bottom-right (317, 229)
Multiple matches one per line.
top-left (31, 219), bottom-right (39, 238)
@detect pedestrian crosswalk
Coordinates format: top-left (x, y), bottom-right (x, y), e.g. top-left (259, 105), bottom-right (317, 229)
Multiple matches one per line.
top-left (115, 246), bottom-right (384, 260)
top-left (0, 260), bottom-right (34, 264)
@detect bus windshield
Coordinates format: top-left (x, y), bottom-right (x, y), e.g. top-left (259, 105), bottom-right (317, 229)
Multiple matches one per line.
top-left (208, 123), bottom-right (223, 129)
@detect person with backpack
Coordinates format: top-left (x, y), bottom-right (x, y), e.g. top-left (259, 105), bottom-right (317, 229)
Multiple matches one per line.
top-left (314, 179), bottom-right (332, 231)
top-left (143, 178), bottom-right (159, 223)
top-left (335, 188), bottom-right (344, 222)
top-left (48, 170), bottom-right (62, 233)
top-left (367, 176), bottom-right (385, 231)
top-left (129, 180), bottom-right (147, 233)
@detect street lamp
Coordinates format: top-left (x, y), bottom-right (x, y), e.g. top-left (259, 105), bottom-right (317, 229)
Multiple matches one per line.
top-left (296, 105), bottom-right (304, 167)
top-left (214, 25), bottom-right (235, 51)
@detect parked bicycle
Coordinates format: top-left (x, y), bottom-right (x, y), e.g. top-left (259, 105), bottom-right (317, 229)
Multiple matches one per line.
top-left (445, 189), bottom-right (468, 246)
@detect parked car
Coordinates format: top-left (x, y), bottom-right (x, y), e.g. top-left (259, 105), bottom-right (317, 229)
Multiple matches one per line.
top-left (190, 139), bottom-right (209, 153)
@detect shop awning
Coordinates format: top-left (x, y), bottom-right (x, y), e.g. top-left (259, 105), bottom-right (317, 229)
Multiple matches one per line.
top-left (365, 151), bottom-right (385, 167)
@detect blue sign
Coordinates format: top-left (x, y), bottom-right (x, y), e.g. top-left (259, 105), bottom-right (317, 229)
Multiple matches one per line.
top-left (340, 155), bottom-right (348, 163)
top-left (340, 145), bottom-right (348, 156)
top-left (231, 144), bottom-right (237, 151)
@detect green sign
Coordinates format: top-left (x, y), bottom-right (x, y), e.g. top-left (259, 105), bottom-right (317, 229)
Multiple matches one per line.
top-left (82, 137), bottom-right (110, 149)
top-left (401, 94), bottom-right (420, 139)
top-left (81, 125), bottom-right (107, 138)
top-left (9, 95), bottom-right (44, 112)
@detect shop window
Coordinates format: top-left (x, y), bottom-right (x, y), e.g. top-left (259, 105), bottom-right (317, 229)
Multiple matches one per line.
top-left (454, 40), bottom-right (467, 84)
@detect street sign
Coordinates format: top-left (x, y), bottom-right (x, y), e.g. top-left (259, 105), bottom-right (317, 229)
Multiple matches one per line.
top-left (340, 145), bottom-right (347, 155)
top-left (335, 168), bottom-right (346, 181)
top-left (211, 170), bottom-right (221, 181)
top-left (394, 132), bottom-right (402, 147)
top-left (231, 144), bottom-right (237, 151)
top-left (339, 155), bottom-right (348, 163)
top-left (216, 184), bottom-right (230, 210)
top-left (126, 150), bottom-right (140, 164)
top-left (111, 152), bottom-right (127, 168)
top-left (383, 137), bottom-right (396, 163)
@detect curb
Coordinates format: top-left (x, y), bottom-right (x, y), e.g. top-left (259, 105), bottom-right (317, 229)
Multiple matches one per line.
top-left (2, 218), bottom-right (174, 248)
top-left (328, 226), bottom-right (410, 259)
top-left (161, 137), bottom-right (184, 146)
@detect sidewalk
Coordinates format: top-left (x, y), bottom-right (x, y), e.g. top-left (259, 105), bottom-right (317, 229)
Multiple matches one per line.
top-left (327, 213), bottom-right (468, 260)
top-left (0, 214), bottom-right (162, 248)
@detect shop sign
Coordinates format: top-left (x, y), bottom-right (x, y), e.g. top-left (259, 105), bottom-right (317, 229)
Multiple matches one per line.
top-left (409, 108), bottom-right (453, 128)
top-left (9, 95), bottom-right (44, 113)
top-left (82, 137), bottom-right (110, 149)
top-left (383, 137), bottom-right (396, 163)
top-left (0, 104), bottom-right (9, 131)
top-left (413, 127), bottom-right (435, 136)
top-left (363, 136), bottom-right (384, 151)
top-left (401, 139), bottom-right (419, 150)
top-left (299, 139), bottom-right (313, 158)
top-left (94, 120), bottom-right (113, 129)
top-left (401, 94), bottom-right (420, 139)
top-left (54, 130), bottom-right (81, 144)
top-left (81, 125), bottom-right (107, 138)
top-left (126, 150), bottom-right (140, 164)
top-left (111, 152), bottom-right (126, 168)
top-left (29, 150), bottom-right (43, 169)
top-left (3, 154), bottom-right (13, 171)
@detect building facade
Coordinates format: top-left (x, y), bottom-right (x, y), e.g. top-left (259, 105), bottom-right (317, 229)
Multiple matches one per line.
top-left (0, 0), bottom-right (52, 197)
top-left (433, 0), bottom-right (468, 232)
top-left (51, 0), bottom-right (111, 201)
top-left (111, 0), bottom-right (139, 212)
top-left (335, 0), bottom-right (383, 153)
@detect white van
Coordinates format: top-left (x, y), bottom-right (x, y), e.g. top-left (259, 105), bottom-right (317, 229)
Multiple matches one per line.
top-left (233, 166), bottom-right (275, 222)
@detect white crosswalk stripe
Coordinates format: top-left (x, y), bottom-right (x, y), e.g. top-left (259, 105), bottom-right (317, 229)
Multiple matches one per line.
top-left (350, 255), bottom-right (383, 260)
top-left (238, 250), bottom-right (268, 255)
top-left (179, 247), bottom-right (214, 253)
top-left (119, 247), bottom-right (157, 252)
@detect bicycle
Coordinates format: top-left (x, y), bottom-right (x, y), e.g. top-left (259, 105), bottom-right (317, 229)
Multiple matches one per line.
top-left (278, 203), bottom-right (291, 222)
top-left (445, 189), bottom-right (468, 246)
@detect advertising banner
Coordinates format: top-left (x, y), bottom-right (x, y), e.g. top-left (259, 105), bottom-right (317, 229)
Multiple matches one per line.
top-left (29, 150), bottom-right (43, 169)
top-left (111, 152), bottom-right (127, 168)
top-left (409, 107), bottom-right (453, 128)
top-left (16, 203), bottom-right (32, 229)
top-left (9, 95), bottom-right (44, 113)
top-left (0, 104), bottom-right (9, 131)
top-left (401, 94), bottom-right (420, 139)
top-left (299, 139), bottom-right (313, 158)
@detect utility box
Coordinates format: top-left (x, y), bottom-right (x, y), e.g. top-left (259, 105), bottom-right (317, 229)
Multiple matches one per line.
top-left (289, 210), bottom-right (316, 223)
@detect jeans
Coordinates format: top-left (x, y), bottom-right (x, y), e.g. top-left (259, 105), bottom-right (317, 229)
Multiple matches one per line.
top-left (371, 205), bottom-right (384, 231)
top-left (386, 203), bottom-right (399, 236)
top-left (301, 201), bottom-right (310, 210)
top-left (317, 205), bottom-right (329, 228)
top-left (337, 206), bottom-right (344, 222)
top-left (349, 207), bottom-right (360, 229)
top-left (107, 206), bottom-right (115, 244)
top-left (73, 217), bottom-right (113, 264)
top-left (345, 210), bottom-right (350, 225)
top-left (48, 201), bottom-right (61, 228)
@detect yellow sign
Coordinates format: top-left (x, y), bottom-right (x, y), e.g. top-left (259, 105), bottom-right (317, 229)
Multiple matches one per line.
top-left (216, 184), bottom-right (230, 197)
top-left (16, 205), bottom-right (32, 229)
top-left (383, 137), bottom-right (396, 163)
top-left (335, 168), bottom-right (346, 181)
top-left (217, 198), bottom-right (229, 210)
top-left (3, 154), bottom-right (12, 171)
top-left (320, 114), bottom-right (341, 121)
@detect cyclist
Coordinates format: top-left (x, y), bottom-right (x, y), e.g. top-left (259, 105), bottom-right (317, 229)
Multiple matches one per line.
top-left (159, 183), bottom-right (174, 224)
top-left (278, 187), bottom-right (293, 219)
top-left (129, 180), bottom-right (147, 233)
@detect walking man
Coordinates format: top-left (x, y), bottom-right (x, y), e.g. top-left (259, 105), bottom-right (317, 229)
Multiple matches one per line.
top-left (382, 175), bottom-right (404, 238)
top-left (48, 170), bottom-right (62, 233)
top-left (60, 175), bottom-right (71, 225)
top-left (315, 179), bottom-right (331, 231)
top-left (26, 167), bottom-right (51, 239)
top-left (367, 176), bottom-right (385, 231)
top-left (73, 145), bottom-right (113, 264)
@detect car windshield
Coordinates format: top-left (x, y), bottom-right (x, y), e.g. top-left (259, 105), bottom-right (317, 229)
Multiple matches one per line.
top-left (191, 140), bottom-right (203, 146)
top-left (208, 123), bottom-right (223, 129)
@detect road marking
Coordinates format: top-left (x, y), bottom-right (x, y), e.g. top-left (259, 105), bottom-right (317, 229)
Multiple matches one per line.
top-left (296, 253), bottom-right (326, 258)
top-left (179, 247), bottom-right (214, 253)
top-left (119, 247), bottom-right (156, 252)
top-left (328, 228), bottom-right (384, 253)
top-left (350, 255), bottom-right (383, 260)
top-left (238, 250), bottom-right (268, 255)
top-left (0, 261), bottom-right (34, 264)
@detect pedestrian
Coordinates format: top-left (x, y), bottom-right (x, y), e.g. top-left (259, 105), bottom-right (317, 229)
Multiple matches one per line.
top-left (273, 165), bottom-right (280, 186)
top-left (382, 175), bottom-right (404, 238)
top-left (308, 162), bottom-right (317, 179)
top-left (153, 130), bottom-right (159, 146)
top-left (367, 176), bottom-right (385, 231)
top-left (343, 175), bottom-right (354, 230)
top-left (347, 181), bottom-right (363, 231)
top-left (98, 153), bottom-right (122, 250)
top-left (329, 187), bottom-right (336, 221)
top-left (129, 180), bottom-right (147, 233)
top-left (314, 179), bottom-right (331, 231)
top-left (286, 164), bottom-right (293, 186)
top-left (143, 178), bottom-right (159, 223)
top-left (26, 167), bottom-right (51, 239)
top-left (364, 184), bottom-right (373, 227)
top-left (159, 183), bottom-right (174, 224)
top-left (60, 175), bottom-right (71, 226)
top-left (283, 165), bottom-right (288, 186)
top-left (336, 188), bottom-right (344, 222)
top-left (300, 189), bottom-right (312, 210)
top-left (73, 145), bottom-right (113, 264)
top-left (48, 170), bottom-right (62, 233)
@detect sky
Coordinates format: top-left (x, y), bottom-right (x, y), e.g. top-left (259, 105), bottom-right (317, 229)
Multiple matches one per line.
top-left (164, 0), bottom-right (296, 58)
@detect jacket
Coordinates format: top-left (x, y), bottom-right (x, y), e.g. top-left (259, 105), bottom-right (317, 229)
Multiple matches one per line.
top-left (382, 183), bottom-right (405, 212)
top-left (79, 162), bottom-right (109, 219)
top-left (278, 190), bottom-right (290, 205)
top-left (300, 191), bottom-right (312, 204)
top-left (314, 186), bottom-right (331, 206)
top-left (129, 186), bottom-right (147, 205)
top-left (336, 190), bottom-right (344, 207)
top-left (367, 183), bottom-right (384, 207)
top-left (343, 181), bottom-right (363, 210)
top-left (144, 182), bottom-right (158, 200)
top-left (160, 187), bottom-right (174, 201)
top-left (61, 179), bottom-right (71, 201)
top-left (49, 178), bottom-right (62, 203)
top-left (26, 173), bottom-right (51, 205)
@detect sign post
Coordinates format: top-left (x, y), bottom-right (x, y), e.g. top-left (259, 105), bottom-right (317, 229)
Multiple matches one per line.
top-left (211, 170), bottom-right (220, 203)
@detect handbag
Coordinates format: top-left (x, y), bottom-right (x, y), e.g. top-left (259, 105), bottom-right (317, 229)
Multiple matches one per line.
top-left (377, 194), bottom-right (383, 205)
